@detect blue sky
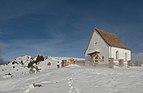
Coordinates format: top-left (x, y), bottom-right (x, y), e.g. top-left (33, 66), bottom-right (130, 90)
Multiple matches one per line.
top-left (0, 0), bottom-right (143, 62)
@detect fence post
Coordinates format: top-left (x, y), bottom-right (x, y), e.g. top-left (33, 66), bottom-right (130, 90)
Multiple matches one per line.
top-left (119, 59), bottom-right (124, 67)
top-left (127, 60), bottom-right (132, 66)
top-left (109, 58), bottom-right (114, 68)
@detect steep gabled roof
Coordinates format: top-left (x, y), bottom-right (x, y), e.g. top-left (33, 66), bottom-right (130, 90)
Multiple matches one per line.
top-left (95, 28), bottom-right (131, 50)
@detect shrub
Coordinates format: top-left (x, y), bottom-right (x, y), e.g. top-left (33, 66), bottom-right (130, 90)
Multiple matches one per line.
top-left (35, 55), bottom-right (44, 63)
top-left (29, 66), bottom-right (36, 74)
top-left (12, 61), bottom-right (18, 64)
top-left (28, 62), bottom-right (34, 68)
top-left (35, 66), bottom-right (41, 72)
top-left (21, 61), bottom-right (24, 65)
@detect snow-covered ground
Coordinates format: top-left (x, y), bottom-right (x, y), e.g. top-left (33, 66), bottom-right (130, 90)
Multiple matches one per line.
top-left (0, 56), bottom-right (143, 93)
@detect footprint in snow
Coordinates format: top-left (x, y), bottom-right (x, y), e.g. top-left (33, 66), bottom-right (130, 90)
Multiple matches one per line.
top-left (68, 77), bottom-right (81, 93)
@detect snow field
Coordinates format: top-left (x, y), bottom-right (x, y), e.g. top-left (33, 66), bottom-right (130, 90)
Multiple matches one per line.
top-left (0, 56), bottom-right (143, 93)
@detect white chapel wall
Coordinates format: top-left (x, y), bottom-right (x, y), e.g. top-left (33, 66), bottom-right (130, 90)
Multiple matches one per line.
top-left (85, 31), bottom-right (109, 62)
top-left (110, 47), bottom-right (131, 62)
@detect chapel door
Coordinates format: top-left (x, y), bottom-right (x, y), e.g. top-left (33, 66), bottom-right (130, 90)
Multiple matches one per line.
top-left (94, 55), bottom-right (100, 64)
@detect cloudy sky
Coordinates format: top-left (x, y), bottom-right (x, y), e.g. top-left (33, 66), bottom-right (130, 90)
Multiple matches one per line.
top-left (0, 0), bottom-right (143, 62)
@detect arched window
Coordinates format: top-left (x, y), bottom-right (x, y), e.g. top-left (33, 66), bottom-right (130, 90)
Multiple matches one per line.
top-left (125, 53), bottom-right (127, 61)
top-left (101, 56), bottom-right (104, 62)
top-left (102, 56), bottom-right (104, 60)
top-left (116, 51), bottom-right (119, 60)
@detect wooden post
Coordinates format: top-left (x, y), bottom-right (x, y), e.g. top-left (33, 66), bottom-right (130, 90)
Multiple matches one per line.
top-left (127, 60), bottom-right (132, 66)
top-left (119, 59), bottom-right (124, 67)
top-left (109, 58), bottom-right (114, 68)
